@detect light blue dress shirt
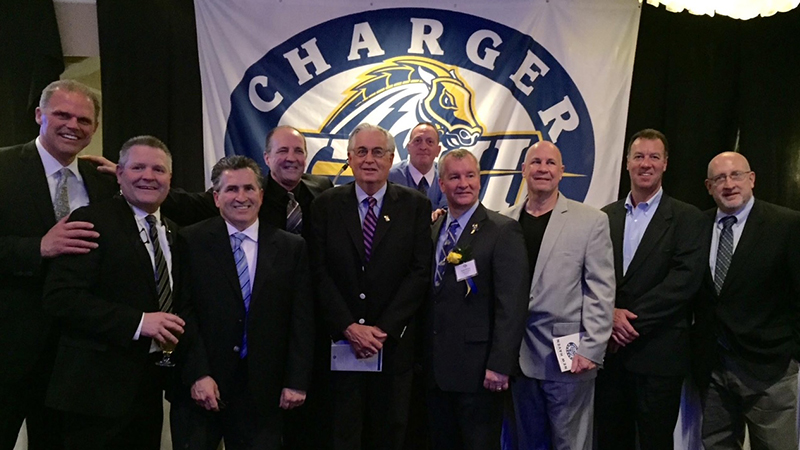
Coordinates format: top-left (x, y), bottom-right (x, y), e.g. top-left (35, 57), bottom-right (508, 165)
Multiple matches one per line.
top-left (623, 188), bottom-right (663, 275)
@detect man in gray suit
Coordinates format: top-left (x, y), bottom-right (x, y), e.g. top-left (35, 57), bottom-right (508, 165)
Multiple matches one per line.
top-left (501, 141), bottom-right (615, 450)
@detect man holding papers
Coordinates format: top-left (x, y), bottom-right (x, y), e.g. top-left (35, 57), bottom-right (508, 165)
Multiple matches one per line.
top-left (310, 123), bottom-right (431, 450)
top-left (501, 141), bottom-right (615, 450)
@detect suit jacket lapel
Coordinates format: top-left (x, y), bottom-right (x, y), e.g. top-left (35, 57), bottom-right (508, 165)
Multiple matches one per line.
top-left (370, 184), bottom-right (395, 252)
top-left (20, 142), bottom-right (58, 228)
top-left (339, 184), bottom-right (367, 262)
top-left (112, 197), bottom-right (159, 301)
top-left (251, 225), bottom-right (277, 303)
top-left (78, 158), bottom-right (111, 203)
top-left (606, 201), bottom-right (626, 286)
top-left (530, 194), bottom-right (568, 290)
top-left (207, 218), bottom-right (244, 303)
top-left (624, 196), bottom-right (672, 281)
top-left (719, 200), bottom-right (764, 295)
top-left (455, 203), bottom-right (486, 252)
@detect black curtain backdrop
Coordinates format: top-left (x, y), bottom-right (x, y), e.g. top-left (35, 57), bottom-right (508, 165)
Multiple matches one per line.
top-left (623, 4), bottom-right (800, 210)
top-left (0, 0), bottom-right (64, 147)
top-left (96, 0), bottom-right (204, 191)
top-left (6, 3), bottom-right (799, 209)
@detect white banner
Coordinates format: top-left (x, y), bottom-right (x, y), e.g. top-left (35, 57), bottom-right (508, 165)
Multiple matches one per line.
top-left (194, 0), bottom-right (641, 209)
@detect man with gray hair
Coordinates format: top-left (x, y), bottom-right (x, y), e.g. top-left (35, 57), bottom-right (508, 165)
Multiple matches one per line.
top-left (43, 135), bottom-right (183, 449)
top-left (0, 79), bottom-right (117, 448)
top-left (310, 123), bottom-right (432, 450)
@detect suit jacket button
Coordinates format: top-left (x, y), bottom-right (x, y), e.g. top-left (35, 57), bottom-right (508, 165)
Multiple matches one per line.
top-left (359, 293), bottom-right (366, 300)
top-left (358, 318), bottom-right (365, 324)
top-left (233, 345), bottom-right (240, 352)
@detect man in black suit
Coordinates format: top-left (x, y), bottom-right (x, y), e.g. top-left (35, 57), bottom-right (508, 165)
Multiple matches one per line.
top-left (160, 125), bottom-right (333, 239)
top-left (596, 129), bottom-right (706, 450)
top-left (0, 80), bottom-right (118, 449)
top-left (310, 123), bottom-right (432, 450)
top-left (43, 136), bottom-right (185, 450)
top-left (170, 156), bottom-right (314, 449)
top-left (694, 151), bottom-right (800, 450)
top-left (426, 149), bottom-right (529, 450)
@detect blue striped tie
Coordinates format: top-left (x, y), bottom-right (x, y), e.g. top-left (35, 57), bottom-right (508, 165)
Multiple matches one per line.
top-left (434, 220), bottom-right (460, 287)
top-left (714, 216), bottom-right (737, 294)
top-left (363, 197), bottom-right (378, 262)
top-left (231, 233), bottom-right (251, 358)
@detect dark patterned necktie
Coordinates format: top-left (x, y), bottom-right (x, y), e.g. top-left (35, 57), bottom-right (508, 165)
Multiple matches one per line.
top-left (417, 177), bottom-right (429, 194)
top-left (434, 220), bottom-right (460, 287)
top-left (363, 197), bottom-right (378, 262)
top-left (714, 215), bottom-right (737, 294)
top-left (54, 168), bottom-right (71, 220)
top-left (145, 215), bottom-right (172, 312)
top-left (286, 191), bottom-right (302, 234)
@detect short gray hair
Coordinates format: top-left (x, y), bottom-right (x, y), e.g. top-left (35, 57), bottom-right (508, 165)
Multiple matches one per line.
top-left (118, 135), bottom-right (172, 172)
top-left (210, 156), bottom-right (263, 192)
top-left (40, 80), bottom-right (101, 124)
top-left (347, 123), bottom-right (396, 155)
top-left (438, 149), bottom-right (478, 178)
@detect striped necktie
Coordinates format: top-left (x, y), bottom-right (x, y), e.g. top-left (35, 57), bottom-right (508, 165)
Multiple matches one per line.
top-left (434, 220), bottom-right (460, 287)
top-left (231, 232), bottom-right (251, 358)
top-left (145, 215), bottom-right (172, 312)
top-left (714, 215), bottom-right (737, 294)
top-left (54, 168), bottom-right (71, 221)
top-left (363, 197), bottom-right (378, 262)
top-left (286, 191), bottom-right (302, 234)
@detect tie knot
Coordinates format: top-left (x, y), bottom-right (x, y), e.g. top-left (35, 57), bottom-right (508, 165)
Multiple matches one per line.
top-left (145, 214), bottom-right (157, 227)
top-left (721, 215), bottom-right (737, 229)
top-left (366, 197), bottom-right (377, 208)
top-left (232, 232), bottom-right (246, 245)
top-left (59, 167), bottom-right (72, 179)
top-left (287, 191), bottom-right (296, 202)
top-left (447, 220), bottom-right (460, 233)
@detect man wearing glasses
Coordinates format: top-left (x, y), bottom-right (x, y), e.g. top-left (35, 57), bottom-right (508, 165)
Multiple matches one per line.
top-left (693, 151), bottom-right (800, 450)
top-left (309, 123), bottom-right (431, 450)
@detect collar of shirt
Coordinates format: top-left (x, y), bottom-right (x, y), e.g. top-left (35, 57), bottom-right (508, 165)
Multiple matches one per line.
top-left (36, 136), bottom-right (84, 183)
top-left (407, 161), bottom-right (436, 187)
top-left (714, 195), bottom-right (754, 226)
top-left (225, 219), bottom-right (260, 243)
top-left (355, 182), bottom-right (387, 208)
top-left (624, 187), bottom-right (663, 215)
top-left (129, 204), bottom-right (164, 241)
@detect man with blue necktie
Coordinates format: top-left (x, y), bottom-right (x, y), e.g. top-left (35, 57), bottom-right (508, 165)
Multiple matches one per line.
top-left (170, 155), bottom-right (314, 450)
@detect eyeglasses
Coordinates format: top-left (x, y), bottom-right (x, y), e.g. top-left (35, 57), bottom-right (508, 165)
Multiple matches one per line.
top-left (352, 147), bottom-right (391, 159)
top-left (708, 171), bottom-right (751, 186)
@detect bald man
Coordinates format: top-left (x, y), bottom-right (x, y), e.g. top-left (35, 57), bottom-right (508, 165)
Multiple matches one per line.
top-left (501, 141), bottom-right (615, 450)
top-left (693, 152), bottom-right (800, 450)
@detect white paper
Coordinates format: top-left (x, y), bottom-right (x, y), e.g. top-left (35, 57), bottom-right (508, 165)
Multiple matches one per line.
top-left (455, 260), bottom-right (478, 282)
top-left (553, 332), bottom-right (585, 372)
top-left (330, 340), bottom-right (382, 372)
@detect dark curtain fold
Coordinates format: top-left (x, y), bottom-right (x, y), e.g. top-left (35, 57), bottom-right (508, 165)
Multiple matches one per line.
top-left (624, 4), bottom-right (800, 210)
top-left (0, 0), bottom-right (64, 147)
top-left (96, 0), bottom-right (204, 191)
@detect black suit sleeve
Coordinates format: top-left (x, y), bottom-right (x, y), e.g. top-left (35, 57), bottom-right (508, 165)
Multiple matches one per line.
top-left (283, 238), bottom-right (315, 390)
top-left (629, 204), bottom-right (706, 336)
top-left (161, 188), bottom-right (219, 227)
top-left (42, 207), bottom-right (143, 348)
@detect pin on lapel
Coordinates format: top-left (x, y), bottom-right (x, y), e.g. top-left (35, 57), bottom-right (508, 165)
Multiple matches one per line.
top-left (471, 223), bottom-right (478, 235)
top-left (384, 215), bottom-right (390, 222)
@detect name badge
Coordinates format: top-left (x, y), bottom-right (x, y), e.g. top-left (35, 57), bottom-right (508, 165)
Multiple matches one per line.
top-left (455, 260), bottom-right (478, 281)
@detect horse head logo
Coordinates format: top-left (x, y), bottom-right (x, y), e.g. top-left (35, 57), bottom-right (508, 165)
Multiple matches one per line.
top-left (320, 56), bottom-right (484, 150)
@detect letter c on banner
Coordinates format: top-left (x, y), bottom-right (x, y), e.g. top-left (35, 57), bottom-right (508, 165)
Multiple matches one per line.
top-left (249, 76), bottom-right (283, 112)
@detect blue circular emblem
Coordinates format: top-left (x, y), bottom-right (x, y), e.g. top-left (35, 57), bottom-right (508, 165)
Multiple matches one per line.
top-left (225, 8), bottom-right (595, 205)
top-left (566, 342), bottom-right (578, 360)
